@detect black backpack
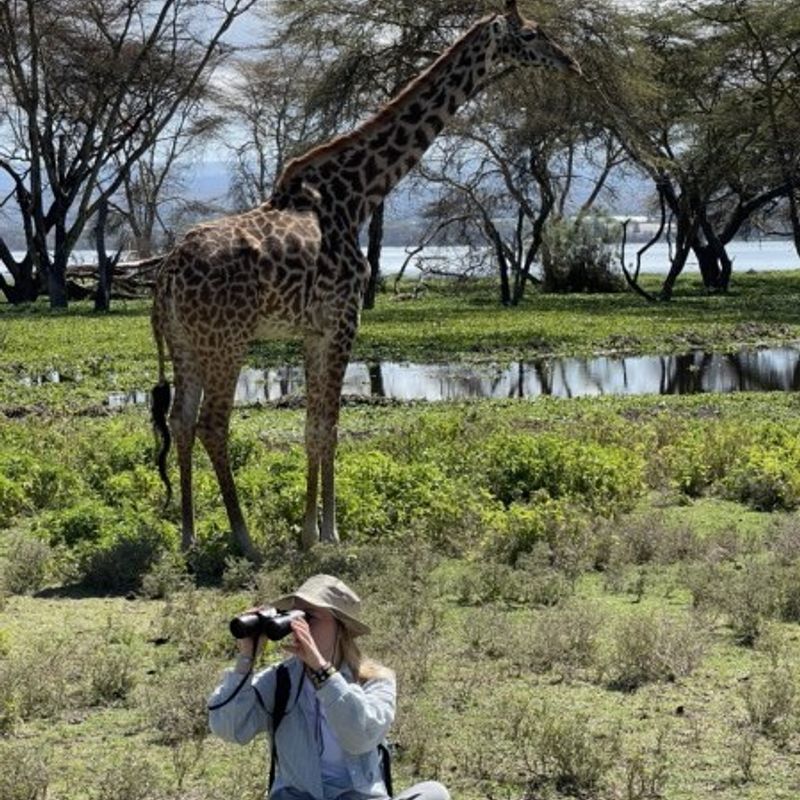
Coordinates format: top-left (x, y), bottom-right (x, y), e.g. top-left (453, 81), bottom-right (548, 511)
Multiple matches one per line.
top-left (263, 663), bottom-right (393, 796)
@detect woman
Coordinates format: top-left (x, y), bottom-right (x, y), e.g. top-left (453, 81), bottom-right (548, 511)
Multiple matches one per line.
top-left (208, 574), bottom-right (450, 800)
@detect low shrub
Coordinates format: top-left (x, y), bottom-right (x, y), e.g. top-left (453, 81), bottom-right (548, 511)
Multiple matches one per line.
top-left (83, 643), bottom-right (139, 706)
top-left (157, 588), bottom-right (235, 663)
top-left (481, 432), bottom-right (644, 515)
top-left (660, 424), bottom-right (740, 497)
top-left (527, 599), bottom-right (605, 677)
top-left (0, 740), bottom-right (48, 800)
top-left (0, 473), bottom-right (25, 522)
top-left (36, 499), bottom-right (117, 547)
top-left (725, 438), bottom-right (800, 510)
top-left (85, 752), bottom-right (163, 800)
top-left (0, 530), bottom-right (52, 594)
top-left (221, 555), bottom-right (258, 592)
top-left (138, 660), bottom-right (221, 746)
top-left (722, 559), bottom-right (782, 646)
top-left (446, 558), bottom-right (570, 607)
top-left (80, 520), bottom-right (172, 592)
top-left (140, 550), bottom-right (192, 599)
top-left (335, 450), bottom-right (482, 550)
top-left (507, 697), bottom-right (621, 797)
top-left (740, 666), bottom-right (798, 745)
top-left (603, 611), bottom-right (707, 691)
top-left (483, 498), bottom-right (592, 570)
top-left (2, 634), bottom-right (76, 720)
top-left (541, 217), bottom-right (625, 294)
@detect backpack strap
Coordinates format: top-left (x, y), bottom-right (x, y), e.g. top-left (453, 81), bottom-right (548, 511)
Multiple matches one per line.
top-left (378, 742), bottom-right (393, 797)
top-left (268, 663), bottom-right (291, 792)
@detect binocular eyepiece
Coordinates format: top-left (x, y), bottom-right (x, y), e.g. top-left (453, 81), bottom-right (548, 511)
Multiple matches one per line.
top-left (229, 608), bottom-right (307, 641)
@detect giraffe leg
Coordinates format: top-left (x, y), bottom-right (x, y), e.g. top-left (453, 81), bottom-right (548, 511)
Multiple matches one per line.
top-left (196, 360), bottom-right (258, 561)
top-left (168, 354), bottom-right (203, 552)
top-left (301, 337), bottom-right (324, 549)
top-left (303, 330), bottom-right (354, 546)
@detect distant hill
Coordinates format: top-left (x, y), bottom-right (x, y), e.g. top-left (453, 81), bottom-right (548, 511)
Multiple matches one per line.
top-left (0, 157), bottom-right (656, 249)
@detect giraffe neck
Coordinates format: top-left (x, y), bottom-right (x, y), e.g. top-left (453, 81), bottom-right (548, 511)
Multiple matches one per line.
top-left (274, 16), bottom-right (500, 231)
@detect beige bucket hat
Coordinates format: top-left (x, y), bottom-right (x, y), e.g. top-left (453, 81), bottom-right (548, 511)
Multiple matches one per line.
top-left (270, 574), bottom-right (370, 637)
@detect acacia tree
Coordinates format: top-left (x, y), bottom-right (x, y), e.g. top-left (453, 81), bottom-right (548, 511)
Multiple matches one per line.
top-left (592, 0), bottom-right (799, 298)
top-left (0, 0), bottom-right (256, 307)
top-left (715, 0), bottom-right (800, 257)
top-left (415, 1), bottom-right (626, 305)
top-left (113, 104), bottom-right (222, 259)
top-left (219, 44), bottom-right (332, 211)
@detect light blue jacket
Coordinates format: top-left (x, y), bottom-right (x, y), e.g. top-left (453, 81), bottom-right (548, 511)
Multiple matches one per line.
top-left (208, 657), bottom-right (396, 799)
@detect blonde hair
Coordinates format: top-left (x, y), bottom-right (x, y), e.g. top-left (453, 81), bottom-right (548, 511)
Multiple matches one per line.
top-left (337, 623), bottom-right (394, 684)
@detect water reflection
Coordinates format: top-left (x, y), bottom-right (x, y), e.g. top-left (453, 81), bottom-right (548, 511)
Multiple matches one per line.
top-left (232, 347), bottom-right (800, 405)
top-left (13, 346), bottom-right (788, 407)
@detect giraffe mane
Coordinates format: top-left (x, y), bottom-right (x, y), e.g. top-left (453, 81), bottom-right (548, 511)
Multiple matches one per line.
top-left (275, 14), bottom-right (498, 189)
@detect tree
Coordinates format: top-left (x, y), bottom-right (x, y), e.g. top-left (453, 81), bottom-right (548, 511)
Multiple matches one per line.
top-left (417, 2), bottom-right (626, 305)
top-left (590, 0), bottom-right (799, 298)
top-left (113, 104), bottom-right (222, 260)
top-left (0, 0), bottom-right (256, 307)
top-left (219, 43), bottom-right (332, 211)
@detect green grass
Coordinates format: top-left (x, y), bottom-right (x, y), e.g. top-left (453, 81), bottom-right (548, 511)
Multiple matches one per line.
top-left (2, 271), bottom-right (800, 410)
top-left (2, 275), bottom-right (800, 799)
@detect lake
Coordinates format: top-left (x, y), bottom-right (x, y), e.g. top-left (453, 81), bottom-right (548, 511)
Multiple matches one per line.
top-left (2, 240), bottom-right (799, 285)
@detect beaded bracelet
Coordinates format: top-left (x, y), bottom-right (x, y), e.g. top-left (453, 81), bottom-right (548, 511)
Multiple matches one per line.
top-left (310, 662), bottom-right (337, 689)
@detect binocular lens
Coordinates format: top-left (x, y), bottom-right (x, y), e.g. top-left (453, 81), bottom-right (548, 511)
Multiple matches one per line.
top-left (229, 609), bottom-right (307, 641)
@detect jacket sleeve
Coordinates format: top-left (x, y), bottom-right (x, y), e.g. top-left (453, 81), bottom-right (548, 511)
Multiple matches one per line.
top-left (316, 671), bottom-right (396, 755)
top-left (207, 665), bottom-right (276, 745)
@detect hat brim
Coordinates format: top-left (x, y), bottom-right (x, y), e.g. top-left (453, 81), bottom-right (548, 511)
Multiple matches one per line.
top-left (270, 591), bottom-right (371, 637)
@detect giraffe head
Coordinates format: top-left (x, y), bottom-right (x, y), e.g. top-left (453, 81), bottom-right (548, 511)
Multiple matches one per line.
top-left (495, 0), bottom-right (581, 76)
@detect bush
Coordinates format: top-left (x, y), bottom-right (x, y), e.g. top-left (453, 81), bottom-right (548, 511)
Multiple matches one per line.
top-left (140, 550), bottom-right (192, 599)
top-left (336, 450), bottom-right (478, 547)
top-left (726, 441), bottom-right (800, 510)
top-left (2, 634), bottom-right (75, 720)
top-left (481, 432), bottom-right (644, 515)
top-left (37, 499), bottom-right (116, 547)
top-left (507, 697), bottom-right (621, 796)
top-left (86, 753), bottom-right (163, 800)
top-left (740, 666), bottom-right (798, 745)
top-left (0, 740), bottom-right (48, 800)
top-left (527, 599), bottom-right (606, 677)
top-left (0, 473), bottom-right (25, 522)
top-left (603, 611), bottom-right (707, 691)
top-left (139, 660), bottom-right (219, 745)
top-left (484, 497), bottom-right (594, 572)
top-left (80, 520), bottom-right (172, 592)
top-left (541, 217), bottom-right (625, 294)
top-left (660, 424), bottom-right (740, 497)
top-left (0, 530), bottom-right (52, 594)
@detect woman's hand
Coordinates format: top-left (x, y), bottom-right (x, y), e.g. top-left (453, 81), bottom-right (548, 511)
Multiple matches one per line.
top-left (285, 618), bottom-right (327, 672)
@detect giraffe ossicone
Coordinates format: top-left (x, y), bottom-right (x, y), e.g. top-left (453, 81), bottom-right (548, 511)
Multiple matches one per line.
top-left (150, 3), bottom-right (580, 558)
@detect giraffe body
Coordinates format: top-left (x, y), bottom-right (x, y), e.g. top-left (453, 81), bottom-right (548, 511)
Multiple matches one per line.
top-left (151, 2), bottom-right (580, 556)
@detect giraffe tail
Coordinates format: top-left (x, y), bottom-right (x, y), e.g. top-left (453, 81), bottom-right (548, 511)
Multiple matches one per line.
top-left (150, 299), bottom-right (173, 507)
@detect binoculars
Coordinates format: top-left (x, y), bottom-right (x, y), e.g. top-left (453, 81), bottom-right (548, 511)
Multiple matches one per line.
top-left (229, 608), bottom-right (307, 641)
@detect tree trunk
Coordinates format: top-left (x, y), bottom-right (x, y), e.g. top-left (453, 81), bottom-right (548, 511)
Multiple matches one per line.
top-left (694, 245), bottom-right (722, 290)
top-left (367, 362), bottom-right (385, 397)
top-left (95, 199), bottom-right (113, 312)
top-left (659, 242), bottom-right (692, 300)
top-left (47, 256), bottom-right (68, 309)
top-left (364, 201), bottom-right (384, 310)
top-left (788, 185), bottom-right (800, 259)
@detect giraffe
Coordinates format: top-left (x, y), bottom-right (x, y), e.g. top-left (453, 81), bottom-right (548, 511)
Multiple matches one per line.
top-left (151, 0), bottom-right (580, 558)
